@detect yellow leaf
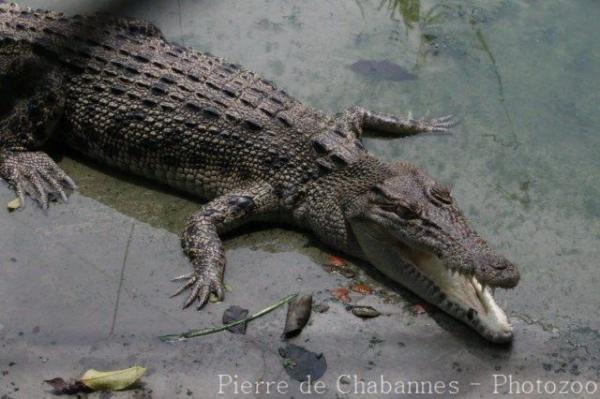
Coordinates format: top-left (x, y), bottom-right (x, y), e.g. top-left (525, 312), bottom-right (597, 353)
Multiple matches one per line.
top-left (80, 365), bottom-right (146, 391)
top-left (7, 198), bottom-right (20, 211)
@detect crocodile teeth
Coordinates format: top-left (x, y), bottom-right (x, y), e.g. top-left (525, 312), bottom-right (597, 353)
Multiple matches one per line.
top-left (471, 276), bottom-right (488, 311)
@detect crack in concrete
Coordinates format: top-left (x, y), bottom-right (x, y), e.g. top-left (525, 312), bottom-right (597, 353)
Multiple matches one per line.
top-left (109, 222), bottom-right (135, 336)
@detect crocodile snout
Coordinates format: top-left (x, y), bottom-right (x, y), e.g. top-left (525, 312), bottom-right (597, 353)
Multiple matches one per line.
top-left (473, 253), bottom-right (520, 288)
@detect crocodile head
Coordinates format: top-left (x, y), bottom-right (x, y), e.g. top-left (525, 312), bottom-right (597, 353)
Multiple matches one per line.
top-left (346, 161), bottom-right (520, 343)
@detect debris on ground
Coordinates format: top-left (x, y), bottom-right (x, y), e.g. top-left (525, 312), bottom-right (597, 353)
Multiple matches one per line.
top-left (326, 255), bottom-right (347, 268)
top-left (349, 305), bottom-right (381, 318)
top-left (45, 378), bottom-right (90, 395)
top-left (337, 268), bottom-right (357, 279)
top-left (350, 283), bottom-right (373, 295)
top-left (330, 288), bottom-right (351, 303)
top-left (209, 293), bottom-right (222, 303)
top-left (412, 303), bottom-right (427, 315)
top-left (278, 344), bottom-right (327, 382)
top-left (159, 293), bottom-right (298, 342)
top-left (283, 294), bottom-right (312, 338)
top-left (312, 303), bottom-right (330, 313)
top-left (324, 255), bottom-right (356, 278)
top-left (45, 365), bottom-right (146, 395)
top-left (222, 306), bottom-right (249, 334)
top-left (7, 198), bottom-right (20, 211)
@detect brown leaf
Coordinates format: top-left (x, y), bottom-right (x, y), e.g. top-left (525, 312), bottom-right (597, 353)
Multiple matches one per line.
top-left (330, 288), bottom-right (351, 303)
top-left (312, 303), bottom-right (330, 313)
top-left (283, 294), bottom-right (312, 339)
top-left (327, 255), bottom-right (347, 268)
top-left (222, 306), bottom-right (249, 334)
top-left (412, 303), bottom-right (427, 315)
top-left (278, 344), bottom-right (327, 382)
top-left (45, 378), bottom-right (90, 395)
top-left (350, 305), bottom-right (381, 318)
top-left (350, 283), bottom-right (373, 295)
top-left (337, 268), bottom-right (356, 279)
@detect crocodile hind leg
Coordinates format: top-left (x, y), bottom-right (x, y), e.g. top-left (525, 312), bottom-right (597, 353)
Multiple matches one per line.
top-left (172, 184), bottom-right (277, 309)
top-left (0, 48), bottom-right (74, 209)
top-left (341, 105), bottom-right (458, 138)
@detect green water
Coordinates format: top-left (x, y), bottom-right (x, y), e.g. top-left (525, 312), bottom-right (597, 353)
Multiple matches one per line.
top-left (23, 0), bottom-right (600, 333)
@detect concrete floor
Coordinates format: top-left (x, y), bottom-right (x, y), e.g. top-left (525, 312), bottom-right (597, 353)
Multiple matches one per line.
top-left (1, 1), bottom-right (599, 398)
top-left (2, 188), bottom-right (597, 398)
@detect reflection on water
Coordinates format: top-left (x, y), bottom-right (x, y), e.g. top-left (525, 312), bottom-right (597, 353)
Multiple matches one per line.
top-left (378, 0), bottom-right (421, 27)
top-left (349, 59), bottom-right (417, 81)
top-left (373, 0), bottom-right (448, 73)
top-left (356, 1), bottom-right (519, 146)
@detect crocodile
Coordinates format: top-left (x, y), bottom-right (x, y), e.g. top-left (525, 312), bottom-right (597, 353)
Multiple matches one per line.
top-left (0, 4), bottom-right (519, 343)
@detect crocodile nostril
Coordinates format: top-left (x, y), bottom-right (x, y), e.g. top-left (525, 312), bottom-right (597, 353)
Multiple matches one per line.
top-left (474, 254), bottom-right (511, 270)
top-left (491, 260), bottom-right (509, 270)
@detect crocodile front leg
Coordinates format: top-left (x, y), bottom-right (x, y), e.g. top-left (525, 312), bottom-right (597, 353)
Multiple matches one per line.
top-left (0, 150), bottom-right (76, 208)
top-left (0, 50), bottom-right (73, 209)
top-left (341, 105), bottom-right (458, 138)
top-left (172, 183), bottom-right (277, 309)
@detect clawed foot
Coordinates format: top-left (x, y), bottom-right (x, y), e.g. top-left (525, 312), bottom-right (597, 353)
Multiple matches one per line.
top-left (170, 269), bottom-right (225, 310)
top-left (0, 150), bottom-right (76, 209)
top-left (409, 114), bottom-right (459, 133)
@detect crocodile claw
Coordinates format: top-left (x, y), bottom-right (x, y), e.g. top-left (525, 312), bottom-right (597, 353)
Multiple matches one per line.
top-left (0, 150), bottom-right (76, 209)
top-left (415, 114), bottom-right (460, 133)
top-left (170, 269), bottom-right (225, 310)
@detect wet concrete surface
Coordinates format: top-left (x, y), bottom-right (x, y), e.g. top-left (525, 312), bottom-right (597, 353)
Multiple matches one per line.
top-left (2, 0), bottom-right (599, 398)
top-left (2, 187), bottom-right (598, 398)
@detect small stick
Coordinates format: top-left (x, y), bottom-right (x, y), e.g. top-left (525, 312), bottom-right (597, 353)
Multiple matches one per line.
top-left (159, 293), bottom-right (298, 342)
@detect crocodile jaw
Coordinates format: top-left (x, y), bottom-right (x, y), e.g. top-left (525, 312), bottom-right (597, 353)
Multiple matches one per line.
top-left (352, 221), bottom-right (513, 343)
top-left (412, 250), bottom-right (513, 342)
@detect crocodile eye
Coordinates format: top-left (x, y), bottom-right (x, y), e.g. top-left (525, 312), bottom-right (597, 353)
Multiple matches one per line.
top-left (371, 184), bottom-right (387, 197)
top-left (396, 204), bottom-right (421, 220)
top-left (430, 185), bottom-right (452, 205)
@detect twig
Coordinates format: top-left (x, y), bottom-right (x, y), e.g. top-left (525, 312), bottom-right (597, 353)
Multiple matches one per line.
top-left (158, 293), bottom-right (298, 342)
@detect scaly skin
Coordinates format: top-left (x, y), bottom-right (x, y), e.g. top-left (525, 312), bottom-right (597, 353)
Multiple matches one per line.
top-left (0, 4), bottom-right (519, 342)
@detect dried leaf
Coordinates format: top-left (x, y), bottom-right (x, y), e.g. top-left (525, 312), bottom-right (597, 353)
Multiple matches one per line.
top-left (330, 288), bottom-right (351, 303)
top-left (278, 344), bottom-right (327, 382)
top-left (80, 365), bottom-right (146, 391)
top-left (337, 268), bottom-right (356, 279)
top-left (45, 378), bottom-right (90, 395)
top-left (350, 305), bottom-right (381, 318)
top-left (7, 198), bottom-right (20, 211)
top-left (350, 283), bottom-right (373, 295)
top-left (209, 293), bottom-right (222, 303)
top-left (412, 303), bottom-right (427, 315)
top-left (312, 303), bottom-right (330, 313)
top-left (222, 305), bottom-right (249, 334)
top-left (327, 255), bottom-right (347, 268)
top-left (283, 294), bottom-right (312, 339)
